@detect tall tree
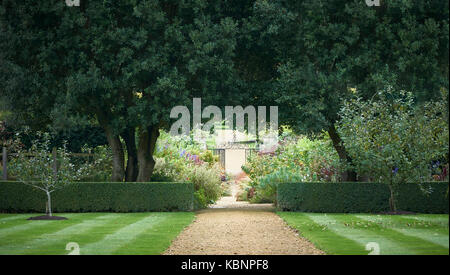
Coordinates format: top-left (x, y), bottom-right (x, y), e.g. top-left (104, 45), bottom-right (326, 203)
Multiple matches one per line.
top-left (1, 0), bottom-right (242, 181)
top-left (2, 0), bottom-right (448, 182)
top-left (238, 0), bottom-right (449, 180)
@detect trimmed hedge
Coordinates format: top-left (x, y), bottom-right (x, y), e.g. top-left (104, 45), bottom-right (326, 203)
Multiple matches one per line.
top-left (277, 182), bottom-right (449, 213)
top-left (0, 181), bottom-right (194, 213)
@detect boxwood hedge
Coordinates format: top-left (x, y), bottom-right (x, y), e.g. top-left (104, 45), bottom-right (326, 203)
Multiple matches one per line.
top-left (0, 181), bottom-right (194, 212)
top-left (277, 182), bottom-right (449, 213)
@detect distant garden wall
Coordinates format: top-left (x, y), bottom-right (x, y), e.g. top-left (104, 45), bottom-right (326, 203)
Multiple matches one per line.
top-left (277, 182), bottom-right (449, 213)
top-left (0, 181), bottom-right (194, 212)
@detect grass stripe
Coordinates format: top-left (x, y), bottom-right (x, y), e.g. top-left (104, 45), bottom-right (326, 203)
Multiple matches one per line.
top-left (355, 215), bottom-right (449, 249)
top-left (331, 214), bottom-right (447, 255)
top-left (115, 213), bottom-right (195, 255)
top-left (278, 212), bottom-right (366, 255)
top-left (16, 214), bottom-right (118, 255)
top-left (304, 213), bottom-right (417, 255)
top-left (0, 213), bottom-right (105, 255)
top-left (0, 213), bottom-right (91, 240)
top-left (0, 219), bottom-right (53, 235)
top-left (410, 215), bottom-right (449, 224)
top-left (21, 213), bottom-right (162, 255)
top-left (393, 229), bottom-right (449, 249)
top-left (0, 214), bottom-right (34, 222)
top-left (80, 213), bottom-right (166, 255)
top-left (0, 213), bottom-right (194, 255)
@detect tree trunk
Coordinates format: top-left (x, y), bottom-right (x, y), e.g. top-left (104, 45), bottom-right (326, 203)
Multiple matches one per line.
top-left (328, 124), bottom-right (357, 182)
top-left (122, 127), bottom-right (138, 182)
top-left (104, 126), bottom-right (125, 182)
top-left (388, 185), bottom-right (397, 213)
top-left (46, 191), bottom-right (52, 217)
top-left (97, 110), bottom-right (125, 182)
top-left (137, 126), bottom-right (160, 182)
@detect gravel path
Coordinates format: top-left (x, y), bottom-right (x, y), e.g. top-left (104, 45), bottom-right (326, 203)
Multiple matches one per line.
top-left (163, 182), bottom-right (324, 255)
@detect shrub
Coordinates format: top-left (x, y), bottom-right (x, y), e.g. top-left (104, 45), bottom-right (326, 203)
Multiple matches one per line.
top-left (242, 133), bottom-right (341, 203)
top-left (187, 163), bottom-right (223, 207)
top-left (257, 167), bottom-right (305, 203)
top-left (78, 145), bottom-right (113, 182)
top-left (338, 89), bottom-right (449, 211)
top-left (199, 150), bottom-right (219, 166)
top-left (194, 189), bottom-right (208, 209)
top-left (152, 130), bottom-right (223, 208)
top-left (152, 157), bottom-right (223, 209)
top-left (277, 182), bottom-right (449, 213)
top-left (151, 157), bottom-right (186, 182)
top-left (236, 190), bottom-right (248, 201)
top-left (0, 181), bottom-right (194, 212)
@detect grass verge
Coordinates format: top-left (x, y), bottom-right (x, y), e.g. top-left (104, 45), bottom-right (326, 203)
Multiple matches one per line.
top-left (0, 212), bottom-right (194, 255)
top-left (278, 212), bottom-right (449, 255)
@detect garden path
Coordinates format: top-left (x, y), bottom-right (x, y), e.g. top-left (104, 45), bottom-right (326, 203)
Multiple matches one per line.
top-left (163, 181), bottom-right (324, 255)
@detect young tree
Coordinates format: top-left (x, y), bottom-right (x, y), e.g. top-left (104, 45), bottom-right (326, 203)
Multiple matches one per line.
top-left (338, 89), bottom-right (449, 212)
top-left (11, 133), bottom-right (86, 217)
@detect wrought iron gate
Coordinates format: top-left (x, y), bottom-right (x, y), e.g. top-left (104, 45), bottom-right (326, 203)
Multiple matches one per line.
top-left (209, 149), bottom-right (225, 168)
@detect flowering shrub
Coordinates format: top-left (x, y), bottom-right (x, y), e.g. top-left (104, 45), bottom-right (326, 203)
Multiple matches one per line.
top-left (152, 157), bottom-right (187, 182)
top-left (242, 130), bottom-right (341, 203)
top-left (256, 167), bottom-right (306, 203)
top-left (152, 130), bottom-right (223, 208)
top-left (188, 163), bottom-right (223, 208)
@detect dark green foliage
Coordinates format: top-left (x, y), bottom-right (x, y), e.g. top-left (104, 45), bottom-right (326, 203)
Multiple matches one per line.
top-left (0, 0), bottom-right (244, 181)
top-left (243, 0), bottom-right (449, 131)
top-left (278, 182), bottom-right (449, 213)
top-left (14, 125), bottom-right (107, 153)
top-left (395, 183), bottom-right (450, 214)
top-left (240, 0), bottom-right (449, 180)
top-left (193, 189), bottom-right (208, 210)
top-left (0, 181), bottom-right (194, 212)
top-left (1, 0), bottom-right (448, 182)
top-left (51, 126), bottom-right (108, 153)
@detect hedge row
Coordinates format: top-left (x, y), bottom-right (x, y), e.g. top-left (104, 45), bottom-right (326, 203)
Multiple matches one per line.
top-left (0, 181), bottom-right (194, 212)
top-left (277, 182), bottom-right (449, 213)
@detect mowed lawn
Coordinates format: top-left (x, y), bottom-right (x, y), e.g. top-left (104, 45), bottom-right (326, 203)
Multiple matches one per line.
top-left (278, 212), bottom-right (449, 255)
top-left (0, 212), bottom-right (194, 255)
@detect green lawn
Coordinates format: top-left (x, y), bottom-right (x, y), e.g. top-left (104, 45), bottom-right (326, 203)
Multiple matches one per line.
top-left (0, 212), bottom-right (194, 255)
top-left (278, 212), bottom-right (449, 255)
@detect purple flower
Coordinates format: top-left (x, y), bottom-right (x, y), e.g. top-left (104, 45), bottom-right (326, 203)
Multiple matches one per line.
top-left (392, 167), bottom-right (399, 174)
top-left (432, 161), bottom-right (440, 168)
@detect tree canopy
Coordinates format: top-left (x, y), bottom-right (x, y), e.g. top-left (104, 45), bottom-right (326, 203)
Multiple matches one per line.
top-left (1, 0), bottom-right (245, 181)
top-left (1, 0), bottom-right (448, 182)
top-left (238, 0), bottom-right (449, 179)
